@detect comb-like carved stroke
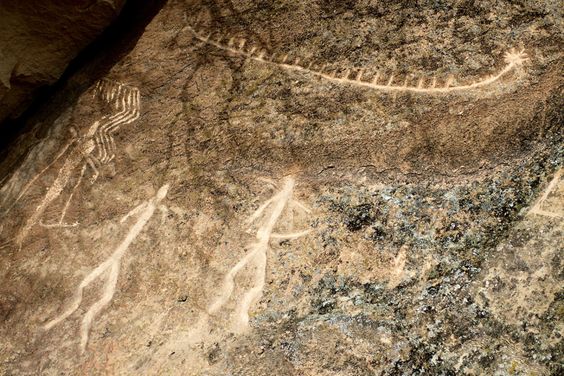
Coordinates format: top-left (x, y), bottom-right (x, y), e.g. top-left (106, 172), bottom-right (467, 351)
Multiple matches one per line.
top-left (186, 24), bottom-right (529, 94)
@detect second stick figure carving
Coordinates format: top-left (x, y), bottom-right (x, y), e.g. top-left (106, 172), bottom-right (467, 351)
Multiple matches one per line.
top-left (208, 176), bottom-right (310, 331)
top-left (44, 184), bottom-right (169, 353)
top-left (11, 79), bottom-right (140, 247)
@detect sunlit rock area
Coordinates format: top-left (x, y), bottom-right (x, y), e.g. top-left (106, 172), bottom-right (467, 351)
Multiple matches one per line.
top-left (0, 1), bottom-right (562, 375)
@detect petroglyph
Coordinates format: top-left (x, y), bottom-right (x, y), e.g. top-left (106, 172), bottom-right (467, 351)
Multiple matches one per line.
top-left (92, 79), bottom-right (141, 164)
top-left (186, 24), bottom-right (529, 95)
top-left (12, 79), bottom-right (140, 246)
top-left (208, 176), bottom-right (310, 331)
top-left (43, 184), bottom-right (169, 353)
top-left (529, 168), bottom-right (563, 219)
top-left (387, 246), bottom-right (406, 288)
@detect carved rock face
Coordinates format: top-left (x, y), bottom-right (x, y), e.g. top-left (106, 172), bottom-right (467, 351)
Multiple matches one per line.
top-left (0, 0), bottom-right (125, 124)
top-left (0, 1), bottom-right (562, 375)
top-left (128, 0), bottom-right (561, 179)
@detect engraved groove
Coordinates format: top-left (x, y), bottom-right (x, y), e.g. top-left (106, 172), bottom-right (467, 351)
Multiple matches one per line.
top-left (187, 24), bottom-right (528, 94)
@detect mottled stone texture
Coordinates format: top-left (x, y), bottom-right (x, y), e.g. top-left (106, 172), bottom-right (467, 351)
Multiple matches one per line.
top-left (0, 0), bottom-right (562, 375)
top-left (0, 0), bottom-right (125, 124)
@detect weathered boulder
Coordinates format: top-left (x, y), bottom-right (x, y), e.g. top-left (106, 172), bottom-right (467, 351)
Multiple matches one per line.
top-left (0, 1), bottom-right (562, 375)
top-left (0, 0), bottom-right (125, 124)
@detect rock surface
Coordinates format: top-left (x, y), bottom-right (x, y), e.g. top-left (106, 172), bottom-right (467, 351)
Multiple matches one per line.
top-left (0, 1), bottom-right (562, 375)
top-left (0, 0), bottom-right (125, 124)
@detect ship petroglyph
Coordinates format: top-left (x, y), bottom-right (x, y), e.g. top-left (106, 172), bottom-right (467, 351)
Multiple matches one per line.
top-left (10, 79), bottom-right (140, 247)
top-left (186, 24), bottom-right (529, 95)
top-left (43, 184), bottom-right (169, 353)
top-left (208, 176), bottom-right (311, 331)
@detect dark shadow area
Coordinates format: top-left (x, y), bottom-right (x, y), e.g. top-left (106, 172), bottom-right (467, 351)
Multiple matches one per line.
top-left (0, 0), bottom-right (169, 178)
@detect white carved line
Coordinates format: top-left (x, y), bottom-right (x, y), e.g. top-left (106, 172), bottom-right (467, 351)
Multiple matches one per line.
top-left (14, 79), bottom-right (141, 246)
top-left (187, 25), bottom-right (529, 94)
top-left (93, 80), bottom-right (141, 164)
top-left (16, 146), bottom-right (86, 246)
top-left (387, 246), bottom-right (407, 289)
top-left (207, 176), bottom-right (310, 331)
top-left (94, 84), bottom-right (123, 162)
top-left (270, 229), bottom-right (311, 239)
top-left (529, 168), bottom-right (563, 218)
top-left (207, 244), bottom-right (261, 315)
top-left (3, 140), bottom-right (74, 215)
top-left (40, 164), bottom-right (88, 229)
top-left (44, 184), bottom-right (169, 353)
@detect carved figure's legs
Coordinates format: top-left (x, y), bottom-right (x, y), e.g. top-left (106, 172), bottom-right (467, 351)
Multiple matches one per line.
top-left (79, 261), bottom-right (120, 353)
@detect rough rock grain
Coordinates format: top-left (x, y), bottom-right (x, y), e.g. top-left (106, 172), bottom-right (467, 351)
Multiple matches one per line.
top-left (0, 0), bottom-right (562, 375)
top-left (0, 0), bottom-right (125, 124)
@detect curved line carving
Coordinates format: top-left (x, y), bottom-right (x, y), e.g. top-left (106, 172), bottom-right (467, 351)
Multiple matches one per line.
top-left (186, 25), bottom-right (529, 94)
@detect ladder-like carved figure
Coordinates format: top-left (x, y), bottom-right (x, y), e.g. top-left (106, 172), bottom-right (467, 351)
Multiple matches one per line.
top-left (43, 184), bottom-right (169, 353)
top-left (208, 176), bottom-right (310, 331)
top-left (186, 24), bottom-right (529, 94)
top-left (529, 168), bottom-right (563, 219)
top-left (10, 80), bottom-right (140, 247)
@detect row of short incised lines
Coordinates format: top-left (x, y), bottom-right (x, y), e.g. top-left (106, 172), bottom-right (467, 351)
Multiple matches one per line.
top-left (93, 79), bottom-right (141, 164)
top-left (187, 24), bottom-right (529, 94)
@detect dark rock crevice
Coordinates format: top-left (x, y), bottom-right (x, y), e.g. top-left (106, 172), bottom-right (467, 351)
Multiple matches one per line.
top-left (0, 0), bottom-right (169, 179)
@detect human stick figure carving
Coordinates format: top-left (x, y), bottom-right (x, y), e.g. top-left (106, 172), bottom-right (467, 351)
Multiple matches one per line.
top-left (43, 184), bottom-right (169, 353)
top-left (11, 79), bottom-right (140, 247)
top-left (186, 24), bottom-right (528, 95)
top-left (529, 168), bottom-right (563, 219)
top-left (208, 176), bottom-right (310, 331)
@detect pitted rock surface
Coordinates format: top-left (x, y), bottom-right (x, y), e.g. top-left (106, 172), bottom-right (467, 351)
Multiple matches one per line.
top-left (0, 1), bottom-right (562, 375)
